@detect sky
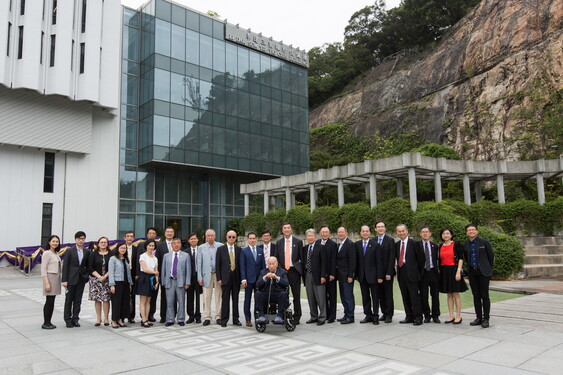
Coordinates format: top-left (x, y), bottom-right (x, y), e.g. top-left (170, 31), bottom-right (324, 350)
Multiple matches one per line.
top-left (121, 0), bottom-right (403, 51)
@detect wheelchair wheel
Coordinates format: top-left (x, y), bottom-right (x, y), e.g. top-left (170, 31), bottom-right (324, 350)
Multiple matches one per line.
top-left (284, 321), bottom-right (295, 332)
top-left (255, 323), bottom-right (266, 333)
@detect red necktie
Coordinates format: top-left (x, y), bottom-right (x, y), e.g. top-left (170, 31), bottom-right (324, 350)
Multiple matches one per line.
top-left (398, 241), bottom-right (405, 268)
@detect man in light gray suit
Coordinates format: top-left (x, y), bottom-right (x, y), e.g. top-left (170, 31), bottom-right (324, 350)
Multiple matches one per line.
top-left (161, 238), bottom-right (191, 326)
top-left (197, 229), bottom-right (223, 326)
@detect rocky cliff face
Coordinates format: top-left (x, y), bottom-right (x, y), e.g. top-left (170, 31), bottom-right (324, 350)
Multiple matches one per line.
top-left (309, 0), bottom-right (563, 161)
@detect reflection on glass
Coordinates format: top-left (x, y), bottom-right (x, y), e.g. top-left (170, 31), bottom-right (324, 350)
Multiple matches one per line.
top-left (155, 19), bottom-right (170, 56)
top-left (154, 68), bottom-right (170, 101)
top-left (199, 34), bottom-right (212, 69)
top-left (186, 29), bottom-right (199, 65)
top-left (153, 115), bottom-right (170, 146)
top-left (171, 24), bottom-right (185, 60)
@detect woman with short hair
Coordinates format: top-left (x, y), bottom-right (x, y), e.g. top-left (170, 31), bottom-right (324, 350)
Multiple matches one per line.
top-left (41, 235), bottom-right (62, 329)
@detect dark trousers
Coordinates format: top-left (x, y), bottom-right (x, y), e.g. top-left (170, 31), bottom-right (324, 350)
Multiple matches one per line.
top-left (255, 290), bottom-right (288, 316)
top-left (468, 268), bottom-right (491, 320)
top-left (398, 268), bottom-right (422, 320)
top-left (377, 277), bottom-right (394, 317)
top-left (338, 279), bottom-right (355, 320)
top-left (243, 282), bottom-right (256, 322)
top-left (287, 267), bottom-right (302, 320)
top-left (149, 287), bottom-right (158, 319)
top-left (111, 281), bottom-right (130, 322)
top-left (186, 277), bottom-right (202, 320)
top-left (360, 280), bottom-right (379, 318)
top-left (129, 280), bottom-right (136, 320)
top-left (220, 273), bottom-right (240, 324)
top-left (419, 269), bottom-right (440, 318)
top-left (64, 282), bottom-right (86, 323)
top-left (326, 279), bottom-right (337, 320)
top-left (159, 284), bottom-right (168, 321)
top-left (43, 296), bottom-right (56, 325)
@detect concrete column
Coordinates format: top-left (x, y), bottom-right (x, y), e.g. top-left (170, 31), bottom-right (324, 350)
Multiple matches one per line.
top-left (369, 174), bottom-right (377, 208)
top-left (291, 193), bottom-right (296, 208)
top-left (407, 168), bottom-right (417, 211)
top-left (475, 181), bottom-right (482, 202)
top-left (263, 191), bottom-right (269, 215)
top-left (434, 172), bottom-right (442, 202)
top-left (397, 178), bottom-right (404, 199)
top-left (497, 175), bottom-right (505, 204)
top-left (310, 184), bottom-right (317, 212)
top-left (337, 179), bottom-right (345, 207)
top-left (244, 194), bottom-right (250, 216)
top-left (536, 173), bottom-right (545, 205)
top-left (285, 187), bottom-right (291, 211)
top-left (463, 174), bottom-right (471, 205)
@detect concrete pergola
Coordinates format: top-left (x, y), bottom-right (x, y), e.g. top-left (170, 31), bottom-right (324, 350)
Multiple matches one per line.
top-left (240, 153), bottom-right (563, 215)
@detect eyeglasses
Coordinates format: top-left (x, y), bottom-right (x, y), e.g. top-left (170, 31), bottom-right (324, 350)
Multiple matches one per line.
top-left (227, 236), bottom-right (236, 239)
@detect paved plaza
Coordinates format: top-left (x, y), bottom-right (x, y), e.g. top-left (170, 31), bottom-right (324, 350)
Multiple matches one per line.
top-left (1, 266), bottom-right (563, 375)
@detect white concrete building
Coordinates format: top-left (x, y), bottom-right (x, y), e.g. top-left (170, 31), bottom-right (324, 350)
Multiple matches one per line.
top-left (0, 0), bottom-right (121, 250)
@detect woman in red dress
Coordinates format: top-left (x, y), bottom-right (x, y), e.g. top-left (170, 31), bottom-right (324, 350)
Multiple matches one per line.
top-left (438, 228), bottom-right (468, 324)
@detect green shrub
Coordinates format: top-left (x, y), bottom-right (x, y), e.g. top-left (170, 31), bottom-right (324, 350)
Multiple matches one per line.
top-left (499, 199), bottom-right (543, 235)
top-left (241, 212), bottom-right (265, 235)
top-left (469, 200), bottom-right (503, 228)
top-left (312, 205), bottom-right (340, 232)
top-left (412, 210), bottom-right (467, 241)
top-left (264, 209), bottom-right (286, 236)
top-left (417, 199), bottom-right (471, 220)
top-left (284, 205), bottom-right (313, 234)
top-left (372, 198), bottom-right (414, 230)
top-left (339, 202), bottom-right (373, 232)
top-left (478, 227), bottom-right (525, 279)
top-left (543, 197), bottom-right (563, 235)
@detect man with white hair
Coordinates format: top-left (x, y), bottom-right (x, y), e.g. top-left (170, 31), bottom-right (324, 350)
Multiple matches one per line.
top-left (197, 229), bottom-right (223, 326)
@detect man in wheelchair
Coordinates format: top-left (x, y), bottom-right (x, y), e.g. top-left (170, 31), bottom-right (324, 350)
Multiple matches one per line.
top-left (255, 257), bottom-right (289, 324)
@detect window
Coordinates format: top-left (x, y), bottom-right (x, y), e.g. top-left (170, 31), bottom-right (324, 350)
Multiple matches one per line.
top-left (49, 34), bottom-right (55, 66)
top-left (41, 203), bottom-right (53, 245)
top-left (6, 23), bottom-right (11, 56)
top-left (81, 0), bottom-right (87, 33)
top-left (17, 26), bottom-right (23, 59)
top-left (43, 152), bottom-right (55, 193)
top-left (52, 0), bottom-right (57, 24)
top-left (40, 31), bottom-right (44, 64)
top-left (20, 0), bottom-right (25, 15)
top-left (79, 43), bottom-right (85, 73)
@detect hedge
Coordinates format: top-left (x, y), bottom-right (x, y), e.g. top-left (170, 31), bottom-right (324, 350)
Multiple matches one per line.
top-left (284, 205), bottom-right (313, 234)
top-left (372, 198), bottom-right (414, 230)
top-left (241, 212), bottom-right (265, 234)
top-left (499, 200), bottom-right (544, 235)
top-left (312, 205), bottom-right (340, 232)
top-left (339, 202), bottom-right (373, 232)
top-left (543, 197), bottom-right (563, 235)
top-left (263, 209), bottom-right (286, 236)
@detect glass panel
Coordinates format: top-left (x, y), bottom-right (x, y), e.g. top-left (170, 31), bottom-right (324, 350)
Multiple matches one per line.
top-left (261, 97), bottom-right (271, 123)
top-left (186, 29), bottom-right (199, 65)
top-left (119, 166), bottom-right (136, 198)
top-left (184, 121), bottom-right (198, 150)
top-left (124, 8), bottom-right (140, 27)
top-left (199, 80), bottom-right (212, 110)
top-left (165, 172), bottom-right (178, 202)
top-left (170, 72), bottom-right (185, 105)
top-left (212, 39), bottom-right (225, 72)
top-left (154, 19), bottom-right (170, 56)
top-left (238, 91), bottom-right (249, 119)
top-left (199, 14), bottom-right (212, 36)
top-left (271, 58), bottom-right (281, 89)
top-left (153, 115), bottom-right (170, 146)
top-left (199, 124), bottom-right (212, 152)
top-left (272, 99), bottom-right (281, 126)
top-left (249, 51), bottom-right (260, 81)
top-left (199, 34), bottom-right (212, 69)
top-left (170, 24), bottom-right (185, 60)
top-left (261, 136), bottom-right (271, 161)
top-left (237, 46), bottom-right (249, 78)
top-left (135, 214), bottom-right (152, 236)
top-left (119, 214), bottom-right (135, 236)
top-left (179, 174), bottom-right (191, 203)
top-left (260, 55), bottom-right (271, 86)
top-left (225, 43), bottom-right (237, 77)
top-left (120, 199), bottom-right (136, 213)
top-left (154, 68), bottom-right (170, 101)
top-left (136, 201), bottom-right (153, 213)
top-left (249, 94), bottom-right (260, 122)
top-left (122, 26), bottom-right (139, 61)
top-left (212, 127), bottom-right (225, 155)
top-left (186, 10), bottom-right (199, 31)
top-left (170, 118), bottom-right (184, 148)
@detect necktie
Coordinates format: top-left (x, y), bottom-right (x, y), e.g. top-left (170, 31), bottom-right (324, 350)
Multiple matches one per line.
top-left (378, 237), bottom-right (382, 246)
top-left (425, 242), bottom-right (431, 271)
top-left (172, 252), bottom-right (178, 278)
top-left (252, 246), bottom-right (256, 262)
top-left (363, 241), bottom-right (367, 255)
top-left (321, 239), bottom-right (326, 245)
top-left (285, 239), bottom-right (291, 270)
top-left (229, 246), bottom-right (235, 271)
top-left (167, 241), bottom-right (172, 252)
top-left (398, 241), bottom-right (405, 268)
top-left (338, 242), bottom-right (343, 252)
top-left (306, 244), bottom-right (313, 272)
top-left (192, 248), bottom-right (196, 265)
top-left (264, 245), bottom-right (269, 259)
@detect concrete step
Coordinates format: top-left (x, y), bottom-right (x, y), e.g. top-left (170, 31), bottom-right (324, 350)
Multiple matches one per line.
top-left (519, 237), bottom-right (563, 246)
top-left (524, 264), bottom-right (563, 278)
top-left (525, 254), bottom-right (563, 265)
top-left (525, 245), bottom-right (563, 255)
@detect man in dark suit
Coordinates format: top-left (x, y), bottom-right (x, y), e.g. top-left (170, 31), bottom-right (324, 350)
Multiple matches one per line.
top-left (185, 233), bottom-right (202, 324)
top-left (336, 227), bottom-right (356, 324)
top-left (463, 224), bottom-right (494, 328)
top-left (356, 225), bottom-right (384, 325)
top-left (240, 232), bottom-right (265, 327)
top-left (417, 226), bottom-right (441, 323)
top-left (125, 231), bottom-right (138, 324)
top-left (374, 221), bottom-right (395, 323)
top-left (395, 224), bottom-right (424, 326)
top-left (317, 226), bottom-right (338, 323)
top-left (144, 227), bottom-right (159, 322)
top-left (260, 230), bottom-right (276, 266)
top-left (275, 222), bottom-right (303, 324)
top-left (255, 257), bottom-right (289, 324)
top-left (304, 229), bottom-right (327, 325)
top-left (216, 230), bottom-right (242, 327)
top-left (156, 226), bottom-right (175, 323)
top-left (61, 231), bottom-right (91, 328)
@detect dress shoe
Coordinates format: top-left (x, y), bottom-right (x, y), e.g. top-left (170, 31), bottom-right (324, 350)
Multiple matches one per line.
top-left (165, 322), bottom-right (174, 327)
top-left (340, 318), bottom-right (354, 324)
top-left (413, 319), bottom-right (423, 326)
top-left (360, 316), bottom-right (373, 324)
top-left (385, 317), bottom-right (392, 323)
top-left (72, 322), bottom-right (80, 327)
top-left (216, 319), bottom-right (221, 325)
top-left (128, 318), bottom-right (136, 324)
top-left (453, 318), bottom-right (462, 325)
top-left (399, 318), bottom-right (414, 324)
top-left (42, 323), bottom-right (56, 329)
top-left (317, 320), bottom-right (325, 326)
top-left (233, 320), bottom-right (242, 326)
top-left (337, 317), bottom-right (346, 322)
top-left (256, 316), bottom-right (268, 324)
top-left (202, 320), bottom-right (211, 326)
top-left (433, 317), bottom-right (441, 324)
top-left (246, 321), bottom-right (253, 327)
top-left (148, 317), bottom-right (156, 322)
top-left (481, 319), bottom-right (490, 328)
top-left (470, 318), bottom-right (482, 326)
top-left (195, 318), bottom-right (202, 324)
top-left (373, 320), bottom-right (379, 325)
top-left (178, 322), bottom-right (185, 326)
top-left (306, 319), bottom-right (318, 324)
top-left (221, 323), bottom-right (227, 327)
top-left (159, 319), bottom-right (166, 324)
top-left (378, 315), bottom-right (386, 321)
top-left (186, 317), bottom-right (195, 324)
top-left (273, 316), bottom-right (284, 324)
top-left (327, 319), bottom-right (335, 324)
top-left (424, 316), bottom-right (431, 324)
top-left (66, 322), bottom-right (74, 328)
top-left (293, 320), bottom-right (300, 325)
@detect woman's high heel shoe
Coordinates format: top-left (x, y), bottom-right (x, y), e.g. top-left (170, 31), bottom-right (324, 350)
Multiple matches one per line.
top-left (453, 318), bottom-right (463, 325)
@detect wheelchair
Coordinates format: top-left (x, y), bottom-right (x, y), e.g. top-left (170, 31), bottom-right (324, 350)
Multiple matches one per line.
top-left (254, 288), bottom-right (296, 333)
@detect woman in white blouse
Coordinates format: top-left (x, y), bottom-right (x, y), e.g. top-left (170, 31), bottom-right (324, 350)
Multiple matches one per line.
top-left (136, 239), bottom-right (159, 327)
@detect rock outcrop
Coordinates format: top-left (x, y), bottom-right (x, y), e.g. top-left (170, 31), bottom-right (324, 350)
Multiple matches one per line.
top-left (309, 0), bottom-right (563, 161)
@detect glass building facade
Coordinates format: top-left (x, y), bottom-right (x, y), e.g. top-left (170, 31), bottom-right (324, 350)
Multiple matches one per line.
top-left (119, 0), bottom-right (309, 238)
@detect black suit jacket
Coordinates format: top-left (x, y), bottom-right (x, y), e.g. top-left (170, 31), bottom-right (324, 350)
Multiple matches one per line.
top-left (355, 239), bottom-right (385, 284)
top-left (462, 237), bottom-right (494, 277)
top-left (184, 247), bottom-right (203, 293)
top-left (256, 267), bottom-right (289, 293)
top-left (416, 240), bottom-right (440, 276)
top-left (130, 245), bottom-right (139, 279)
top-left (275, 236), bottom-right (303, 275)
top-left (61, 246), bottom-right (91, 286)
top-left (316, 238), bottom-right (337, 278)
top-left (216, 244), bottom-right (242, 286)
top-left (376, 234), bottom-right (396, 277)
top-left (395, 238), bottom-right (424, 283)
top-left (155, 240), bottom-right (171, 274)
top-left (303, 242), bottom-right (327, 285)
top-left (336, 238), bottom-right (356, 280)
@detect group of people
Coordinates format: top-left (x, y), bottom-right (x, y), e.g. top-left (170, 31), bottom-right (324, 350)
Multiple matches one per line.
top-left (40, 221), bottom-right (494, 331)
